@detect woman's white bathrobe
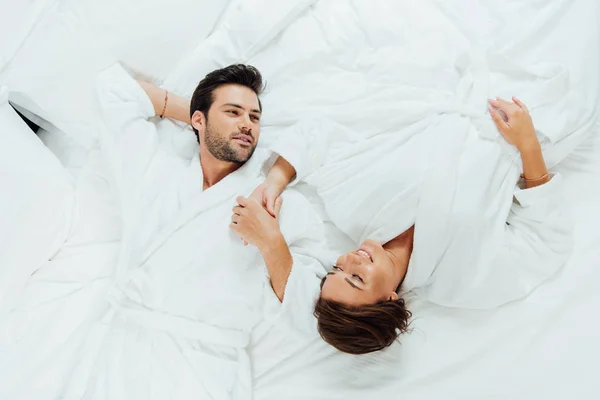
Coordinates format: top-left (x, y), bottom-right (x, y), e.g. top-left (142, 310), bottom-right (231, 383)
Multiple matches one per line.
top-left (268, 113), bottom-right (573, 309)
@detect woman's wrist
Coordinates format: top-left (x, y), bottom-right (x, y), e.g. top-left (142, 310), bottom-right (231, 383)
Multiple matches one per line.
top-left (516, 136), bottom-right (541, 154)
top-left (259, 231), bottom-right (288, 259)
top-left (518, 138), bottom-right (549, 188)
top-left (266, 157), bottom-right (296, 187)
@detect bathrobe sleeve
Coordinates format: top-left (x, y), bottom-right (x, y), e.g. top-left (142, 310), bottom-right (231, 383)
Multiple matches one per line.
top-left (264, 119), bottom-right (359, 186)
top-left (498, 173), bottom-right (573, 291)
top-left (95, 63), bottom-right (164, 209)
top-left (423, 173), bottom-right (573, 308)
top-left (261, 189), bottom-right (333, 338)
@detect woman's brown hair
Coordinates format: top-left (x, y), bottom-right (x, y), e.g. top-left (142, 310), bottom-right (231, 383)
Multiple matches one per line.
top-left (313, 287), bottom-right (411, 355)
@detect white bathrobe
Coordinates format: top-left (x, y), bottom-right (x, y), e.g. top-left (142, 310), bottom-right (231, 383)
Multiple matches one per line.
top-left (268, 109), bottom-right (573, 309)
top-left (61, 64), bottom-right (329, 400)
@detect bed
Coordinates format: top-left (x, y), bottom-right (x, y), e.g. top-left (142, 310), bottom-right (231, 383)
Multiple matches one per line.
top-left (1, 0), bottom-right (599, 399)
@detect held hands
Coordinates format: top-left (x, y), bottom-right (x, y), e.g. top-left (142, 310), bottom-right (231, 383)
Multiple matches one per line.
top-left (248, 182), bottom-right (285, 218)
top-left (248, 156), bottom-right (296, 217)
top-left (488, 97), bottom-right (539, 151)
top-left (244, 180), bottom-right (286, 246)
top-left (230, 196), bottom-right (283, 251)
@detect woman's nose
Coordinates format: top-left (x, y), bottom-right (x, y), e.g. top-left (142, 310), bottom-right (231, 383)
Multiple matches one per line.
top-left (346, 253), bottom-right (363, 267)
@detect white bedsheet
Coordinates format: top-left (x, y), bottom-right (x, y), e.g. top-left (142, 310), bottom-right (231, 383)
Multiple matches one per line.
top-left (1, 0), bottom-right (599, 399)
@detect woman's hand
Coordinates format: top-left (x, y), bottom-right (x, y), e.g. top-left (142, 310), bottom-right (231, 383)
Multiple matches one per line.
top-left (230, 196), bottom-right (284, 252)
top-left (248, 156), bottom-right (296, 217)
top-left (489, 97), bottom-right (550, 188)
top-left (248, 181), bottom-right (286, 218)
top-left (488, 97), bottom-right (539, 151)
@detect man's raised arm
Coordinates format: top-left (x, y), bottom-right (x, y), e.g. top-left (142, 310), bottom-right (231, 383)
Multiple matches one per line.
top-left (136, 80), bottom-right (191, 124)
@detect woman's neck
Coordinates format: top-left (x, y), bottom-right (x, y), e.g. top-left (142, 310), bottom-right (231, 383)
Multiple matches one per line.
top-left (383, 225), bottom-right (415, 282)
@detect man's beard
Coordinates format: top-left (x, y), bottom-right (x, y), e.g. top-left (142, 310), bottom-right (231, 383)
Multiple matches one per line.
top-left (204, 120), bottom-right (256, 163)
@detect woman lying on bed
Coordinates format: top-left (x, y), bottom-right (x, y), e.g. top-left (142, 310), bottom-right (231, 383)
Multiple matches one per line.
top-left (243, 97), bottom-right (572, 355)
top-left (153, 90), bottom-right (570, 355)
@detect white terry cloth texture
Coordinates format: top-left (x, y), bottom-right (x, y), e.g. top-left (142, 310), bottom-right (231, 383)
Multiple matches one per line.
top-left (0, 0), bottom-right (599, 399)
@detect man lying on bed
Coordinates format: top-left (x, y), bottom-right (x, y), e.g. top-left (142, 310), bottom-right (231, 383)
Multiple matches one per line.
top-left (67, 64), bottom-right (330, 400)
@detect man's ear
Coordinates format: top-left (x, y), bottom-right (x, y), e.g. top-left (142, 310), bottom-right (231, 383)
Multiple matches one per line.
top-left (191, 110), bottom-right (206, 134)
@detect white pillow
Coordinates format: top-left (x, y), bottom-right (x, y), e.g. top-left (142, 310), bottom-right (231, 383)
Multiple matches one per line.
top-left (0, 0), bottom-right (233, 149)
top-left (0, 85), bottom-right (75, 314)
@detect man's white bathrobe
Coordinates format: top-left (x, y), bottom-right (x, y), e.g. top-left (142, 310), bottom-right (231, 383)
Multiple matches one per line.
top-left (63, 64), bottom-right (328, 400)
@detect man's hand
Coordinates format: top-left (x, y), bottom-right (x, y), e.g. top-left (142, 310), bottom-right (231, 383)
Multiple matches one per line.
top-left (230, 196), bottom-right (284, 252)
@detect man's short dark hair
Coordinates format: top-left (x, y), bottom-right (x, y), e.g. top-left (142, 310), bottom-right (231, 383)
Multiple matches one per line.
top-left (189, 64), bottom-right (264, 142)
top-left (314, 280), bottom-right (412, 355)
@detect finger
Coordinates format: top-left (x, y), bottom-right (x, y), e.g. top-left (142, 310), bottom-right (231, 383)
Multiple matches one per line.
top-left (489, 107), bottom-right (510, 133)
top-left (512, 96), bottom-right (529, 113)
top-left (231, 214), bottom-right (240, 224)
top-left (274, 197), bottom-right (283, 219)
top-left (232, 205), bottom-right (243, 215)
top-left (489, 98), bottom-right (518, 115)
top-left (265, 194), bottom-right (277, 217)
top-left (236, 196), bottom-right (249, 207)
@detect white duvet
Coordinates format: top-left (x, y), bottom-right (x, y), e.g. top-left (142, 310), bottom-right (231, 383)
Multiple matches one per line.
top-left (1, 0), bottom-right (599, 399)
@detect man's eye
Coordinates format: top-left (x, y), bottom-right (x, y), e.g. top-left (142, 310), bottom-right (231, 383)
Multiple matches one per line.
top-left (251, 115), bottom-right (260, 121)
top-left (227, 110), bottom-right (238, 115)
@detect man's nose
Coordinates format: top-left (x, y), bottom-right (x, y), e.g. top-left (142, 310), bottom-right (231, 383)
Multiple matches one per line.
top-left (238, 115), bottom-right (252, 133)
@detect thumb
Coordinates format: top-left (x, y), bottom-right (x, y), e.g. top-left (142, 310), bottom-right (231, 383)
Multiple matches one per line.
top-left (265, 194), bottom-right (276, 217)
top-left (274, 197), bottom-right (283, 219)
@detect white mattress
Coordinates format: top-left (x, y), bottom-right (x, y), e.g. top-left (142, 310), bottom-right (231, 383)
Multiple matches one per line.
top-left (2, 0), bottom-right (600, 399)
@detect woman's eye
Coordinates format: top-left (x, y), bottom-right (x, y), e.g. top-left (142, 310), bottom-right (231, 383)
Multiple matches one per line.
top-left (353, 274), bottom-right (364, 283)
top-left (333, 265), bottom-right (341, 271)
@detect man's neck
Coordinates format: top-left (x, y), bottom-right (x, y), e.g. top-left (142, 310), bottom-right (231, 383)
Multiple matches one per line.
top-left (199, 148), bottom-right (242, 190)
